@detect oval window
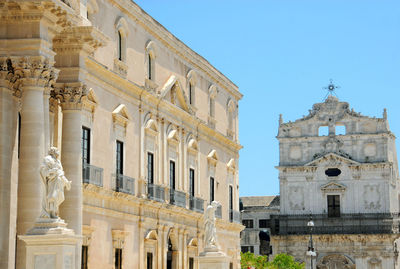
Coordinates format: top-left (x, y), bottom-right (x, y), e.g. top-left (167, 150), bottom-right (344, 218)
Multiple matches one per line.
top-left (325, 168), bottom-right (341, 177)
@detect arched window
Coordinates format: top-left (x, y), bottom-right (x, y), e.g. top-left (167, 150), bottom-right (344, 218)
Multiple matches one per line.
top-left (186, 70), bottom-right (197, 106)
top-left (118, 31), bottom-right (122, 61)
top-left (115, 17), bottom-right (129, 63)
top-left (145, 41), bottom-right (156, 81)
top-left (209, 85), bottom-right (217, 118)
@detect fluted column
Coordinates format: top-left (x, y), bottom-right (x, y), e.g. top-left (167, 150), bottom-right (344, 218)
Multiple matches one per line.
top-left (15, 56), bottom-right (58, 269)
top-left (0, 58), bottom-right (18, 269)
top-left (54, 82), bottom-right (87, 268)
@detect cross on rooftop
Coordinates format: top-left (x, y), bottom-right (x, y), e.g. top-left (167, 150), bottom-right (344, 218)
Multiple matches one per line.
top-left (323, 79), bottom-right (340, 99)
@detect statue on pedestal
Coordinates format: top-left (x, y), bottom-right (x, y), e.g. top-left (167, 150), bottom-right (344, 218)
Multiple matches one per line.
top-left (204, 200), bottom-right (221, 252)
top-left (39, 147), bottom-right (71, 219)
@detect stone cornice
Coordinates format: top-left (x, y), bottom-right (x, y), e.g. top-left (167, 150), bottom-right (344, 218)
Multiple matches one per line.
top-left (277, 132), bottom-right (395, 141)
top-left (53, 26), bottom-right (108, 54)
top-left (0, 1), bottom-right (81, 32)
top-left (86, 58), bottom-right (242, 153)
top-left (105, 0), bottom-right (242, 100)
top-left (277, 162), bottom-right (393, 173)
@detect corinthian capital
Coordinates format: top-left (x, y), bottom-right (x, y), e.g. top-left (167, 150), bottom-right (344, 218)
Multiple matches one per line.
top-left (9, 56), bottom-right (59, 89)
top-left (53, 82), bottom-right (88, 110)
top-left (0, 58), bottom-right (15, 90)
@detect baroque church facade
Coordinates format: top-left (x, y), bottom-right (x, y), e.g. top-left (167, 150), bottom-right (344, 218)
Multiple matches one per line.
top-left (270, 96), bottom-right (400, 268)
top-left (0, 0), bottom-right (243, 268)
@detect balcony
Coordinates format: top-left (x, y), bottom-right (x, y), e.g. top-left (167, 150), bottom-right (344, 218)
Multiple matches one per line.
top-left (148, 183), bottom-right (166, 203)
top-left (82, 163), bottom-right (103, 187)
top-left (114, 174), bottom-right (135, 195)
top-left (189, 196), bottom-right (205, 213)
top-left (229, 209), bottom-right (241, 223)
top-left (270, 213), bottom-right (400, 236)
top-left (215, 205), bottom-right (222, 219)
top-left (169, 189), bottom-right (186, 208)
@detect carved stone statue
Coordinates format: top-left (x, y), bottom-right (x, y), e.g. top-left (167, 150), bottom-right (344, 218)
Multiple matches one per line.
top-left (204, 201), bottom-right (221, 251)
top-left (39, 147), bottom-right (71, 219)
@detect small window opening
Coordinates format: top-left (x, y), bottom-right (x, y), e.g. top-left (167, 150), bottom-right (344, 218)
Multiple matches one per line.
top-left (336, 125), bottom-right (346, 135)
top-left (325, 168), bottom-right (341, 177)
top-left (118, 31), bottom-right (122, 61)
top-left (318, 126), bottom-right (329, 136)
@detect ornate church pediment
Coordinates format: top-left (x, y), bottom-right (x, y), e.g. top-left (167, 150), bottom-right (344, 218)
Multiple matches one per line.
top-left (306, 152), bottom-right (360, 167)
top-left (321, 182), bottom-right (347, 193)
top-left (160, 75), bottom-right (193, 114)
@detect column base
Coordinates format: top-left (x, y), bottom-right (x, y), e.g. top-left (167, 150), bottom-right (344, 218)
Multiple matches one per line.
top-left (197, 251), bottom-right (230, 269)
top-left (19, 218), bottom-right (80, 269)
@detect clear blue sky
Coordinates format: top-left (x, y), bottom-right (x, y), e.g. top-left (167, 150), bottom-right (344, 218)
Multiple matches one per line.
top-left (134, 0), bottom-right (400, 197)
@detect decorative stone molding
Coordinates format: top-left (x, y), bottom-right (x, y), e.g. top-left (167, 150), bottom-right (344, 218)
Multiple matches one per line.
top-left (145, 229), bottom-right (158, 241)
top-left (207, 149), bottom-right (218, 166)
top-left (187, 135), bottom-right (199, 153)
top-left (53, 82), bottom-right (88, 110)
top-left (167, 127), bottom-right (180, 145)
top-left (144, 117), bottom-right (159, 136)
top-left (113, 59), bottom-right (128, 78)
top-left (82, 225), bottom-right (95, 246)
top-left (83, 88), bottom-right (98, 118)
top-left (112, 104), bottom-right (130, 128)
top-left (320, 182), bottom-right (347, 193)
top-left (159, 75), bottom-right (193, 114)
top-left (8, 56), bottom-right (59, 91)
top-left (53, 26), bottom-right (108, 55)
top-left (111, 230), bottom-right (129, 249)
top-left (227, 158), bottom-right (236, 173)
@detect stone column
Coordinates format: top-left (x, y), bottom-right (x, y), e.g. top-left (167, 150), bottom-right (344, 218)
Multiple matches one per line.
top-left (14, 56), bottom-right (58, 269)
top-left (0, 58), bottom-right (18, 269)
top-left (54, 82), bottom-right (87, 268)
top-left (177, 229), bottom-right (183, 269)
top-left (183, 230), bottom-right (188, 269)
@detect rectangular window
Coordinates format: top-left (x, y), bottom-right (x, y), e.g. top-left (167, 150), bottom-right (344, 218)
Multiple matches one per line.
top-left (170, 160), bottom-right (175, 190)
top-left (148, 54), bottom-right (152, 80)
top-left (230, 263), bottom-right (233, 269)
top-left (18, 113), bottom-right (21, 158)
top-left (242, 219), bottom-right (254, 228)
top-left (241, 246), bottom-right (254, 253)
top-left (210, 177), bottom-right (215, 203)
top-left (81, 245), bottom-right (88, 269)
top-left (118, 31), bottom-right (122, 61)
top-left (189, 168), bottom-right (195, 197)
top-left (189, 83), bottom-right (193, 105)
top-left (189, 257), bottom-right (194, 269)
top-left (210, 98), bottom-right (215, 117)
top-left (147, 152), bottom-right (154, 184)
top-left (328, 195), bottom-right (340, 217)
top-left (259, 219), bottom-right (270, 229)
top-left (82, 127), bottom-right (90, 165)
top-left (229, 185), bottom-right (233, 222)
top-left (147, 252), bottom-right (153, 269)
top-left (116, 141), bottom-right (123, 175)
top-left (115, 248), bottom-right (122, 269)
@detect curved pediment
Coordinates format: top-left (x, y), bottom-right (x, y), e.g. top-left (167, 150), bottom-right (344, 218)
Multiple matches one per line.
top-left (145, 229), bottom-right (158, 240)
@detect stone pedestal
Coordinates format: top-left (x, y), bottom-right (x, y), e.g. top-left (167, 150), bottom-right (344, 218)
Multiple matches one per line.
top-left (19, 219), bottom-right (81, 269)
top-left (197, 251), bottom-right (230, 269)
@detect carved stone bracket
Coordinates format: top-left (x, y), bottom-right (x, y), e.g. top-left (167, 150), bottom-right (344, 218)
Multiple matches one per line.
top-left (53, 82), bottom-right (88, 110)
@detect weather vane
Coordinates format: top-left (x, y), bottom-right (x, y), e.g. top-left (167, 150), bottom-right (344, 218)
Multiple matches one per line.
top-left (323, 79), bottom-right (340, 99)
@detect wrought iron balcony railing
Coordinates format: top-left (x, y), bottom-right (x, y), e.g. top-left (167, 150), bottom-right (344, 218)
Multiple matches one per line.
top-left (114, 174), bottom-right (135, 195)
top-left (169, 189), bottom-right (186, 208)
top-left (270, 213), bottom-right (400, 235)
top-left (189, 196), bottom-right (205, 213)
top-left (229, 209), bottom-right (241, 223)
top-left (148, 183), bottom-right (166, 203)
top-left (82, 163), bottom-right (103, 187)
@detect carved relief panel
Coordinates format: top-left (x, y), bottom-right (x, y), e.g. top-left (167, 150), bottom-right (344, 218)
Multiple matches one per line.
top-left (363, 185), bottom-right (381, 210)
top-left (288, 186), bottom-right (304, 211)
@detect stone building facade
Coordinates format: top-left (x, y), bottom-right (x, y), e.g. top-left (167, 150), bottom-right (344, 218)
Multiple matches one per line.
top-left (0, 0), bottom-right (243, 268)
top-left (270, 96), bottom-right (400, 268)
top-left (240, 196), bottom-right (279, 256)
